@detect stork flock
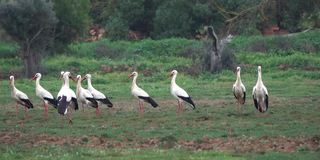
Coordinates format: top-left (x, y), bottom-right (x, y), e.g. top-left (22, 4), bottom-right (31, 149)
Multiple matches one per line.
top-left (9, 66), bottom-right (268, 124)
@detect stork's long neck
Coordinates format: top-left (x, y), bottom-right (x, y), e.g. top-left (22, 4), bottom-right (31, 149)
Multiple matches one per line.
top-left (76, 79), bottom-right (82, 95)
top-left (36, 77), bottom-right (40, 88)
top-left (87, 78), bottom-right (93, 88)
top-left (236, 71), bottom-right (242, 85)
top-left (64, 77), bottom-right (70, 88)
top-left (10, 80), bottom-right (16, 91)
top-left (257, 71), bottom-right (263, 86)
top-left (132, 75), bottom-right (138, 89)
top-left (77, 79), bottom-right (82, 89)
top-left (171, 74), bottom-right (177, 86)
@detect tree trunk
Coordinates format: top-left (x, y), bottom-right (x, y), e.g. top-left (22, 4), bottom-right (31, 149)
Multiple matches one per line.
top-left (207, 26), bottom-right (222, 73)
top-left (23, 44), bottom-right (40, 77)
top-left (210, 50), bottom-right (222, 72)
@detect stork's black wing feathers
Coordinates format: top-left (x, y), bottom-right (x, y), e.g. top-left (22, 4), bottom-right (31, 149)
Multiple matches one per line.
top-left (265, 94), bottom-right (268, 111)
top-left (242, 91), bottom-right (246, 104)
top-left (58, 96), bottom-right (69, 115)
top-left (253, 95), bottom-right (259, 111)
top-left (20, 98), bottom-right (33, 109)
top-left (86, 97), bottom-right (98, 108)
top-left (97, 98), bottom-right (113, 108)
top-left (178, 96), bottom-right (195, 109)
top-left (71, 97), bottom-right (78, 110)
top-left (44, 97), bottom-right (58, 108)
top-left (138, 96), bottom-right (158, 108)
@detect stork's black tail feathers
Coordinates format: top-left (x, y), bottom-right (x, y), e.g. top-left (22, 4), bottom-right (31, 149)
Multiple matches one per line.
top-left (57, 96), bottom-right (69, 115)
top-left (138, 96), bottom-right (158, 108)
top-left (178, 96), bottom-right (195, 109)
top-left (253, 94), bottom-right (268, 113)
top-left (97, 98), bottom-right (113, 108)
top-left (44, 97), bottom-right (58, 108)
top-left (71, 97), bottom-right (79, 110)
top-left (20, 98), bottom-right (33, 109)
top-left (86, 97), bottom-right (98, 108)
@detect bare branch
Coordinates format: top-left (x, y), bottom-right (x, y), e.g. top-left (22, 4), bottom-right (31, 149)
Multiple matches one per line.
top-left (29, 27), bottom-right (45, 44)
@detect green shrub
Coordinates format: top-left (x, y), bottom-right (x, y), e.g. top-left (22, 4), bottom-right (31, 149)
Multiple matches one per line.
top-left (0, 43), bottom-right (19, 58)
top-left (229, 31), bottom-right (320, 54)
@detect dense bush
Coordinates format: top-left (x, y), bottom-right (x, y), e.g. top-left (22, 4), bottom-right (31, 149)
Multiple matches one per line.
top-left (53, 0), bottom-right (91, 48)
top-left (2, 31), bottom-right (319, 78)
top-left (68, 38), bottom-right (204, 59)
top-left (152, 0), bottom-right (194, 39)
top-left (0, 43), bottom-right (18, 58)
top-left (229, 30), bottom-right (320, 54)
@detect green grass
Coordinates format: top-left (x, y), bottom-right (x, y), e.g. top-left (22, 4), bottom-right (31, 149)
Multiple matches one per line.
top-left (0, 70), bottom-right (320, 159)
top-left (0, 145), bottom-right (319, 160)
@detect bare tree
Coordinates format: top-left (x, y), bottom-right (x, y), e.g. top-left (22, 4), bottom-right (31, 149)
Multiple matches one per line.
top-left (205, 26), bottom-right (233, 73)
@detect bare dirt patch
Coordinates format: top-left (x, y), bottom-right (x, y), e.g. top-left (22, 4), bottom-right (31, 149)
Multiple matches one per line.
top-left (1, 131), bottom-right (319, 153)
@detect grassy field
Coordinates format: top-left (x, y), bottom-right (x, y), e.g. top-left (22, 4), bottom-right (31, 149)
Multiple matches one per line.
top-left (0, 32), bottom-right (320, 159)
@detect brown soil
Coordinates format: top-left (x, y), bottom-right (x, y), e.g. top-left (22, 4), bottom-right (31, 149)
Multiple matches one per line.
top-left (0, 131), bottom-right (319, 153)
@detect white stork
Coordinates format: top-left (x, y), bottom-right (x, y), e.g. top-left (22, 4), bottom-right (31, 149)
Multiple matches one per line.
top-left (252, 66), bottom-right (269, 113)
top-left (169, 70), bottom-right (195, 114)
top-left (75, 75), bottom-right (99, 114)
top-left (60, 71), bottom-right (78, 111)
top-left (83, 74), bottom-right (113, 115)
top-left (32, 73), bottom-right (58, 119)
top-left (57, 71), bottom-right (78, 124)
top-left (129, 71), bottom-right (158, 116)
top-left (232, 67), bottom-right (246, 113)
top-left (9, 75), bottom-right (33, 118)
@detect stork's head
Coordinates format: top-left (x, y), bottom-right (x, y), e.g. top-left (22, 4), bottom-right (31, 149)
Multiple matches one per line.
top-left (9, 75), bottom-right (15, 86)
top-left (258, 66), bottom-right (261, 72)
top-left (9, 75), bottom-right (14, 84)
top-left (169, 70), bottom-right (178, 77)
top-left (129, 71), bottom-right (138, 78)
top-left (82, 74), bottom-right (91, 81)
top-left (59, 71), bottom-right (65, 80)
top-left (236, 66), bottom-right (241, 72)
top-left (76, 75), bottom-right (81, 81)
top-left (32, 73), bottom-right (41, 80)
top-left (63, 71), bottom-right (75, 81)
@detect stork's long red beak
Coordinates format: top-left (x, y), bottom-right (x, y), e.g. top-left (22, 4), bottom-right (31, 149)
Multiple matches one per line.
top-left (169, 72), bottom-right (173, 77)
top-left (81, 77), bottom-right (87, 82)
top-left (69, 76), bottom-right (76, 82)
top-left (128, 74), bottom-right (134, 78)
top-left (31, 76), bottom-right (36, 81)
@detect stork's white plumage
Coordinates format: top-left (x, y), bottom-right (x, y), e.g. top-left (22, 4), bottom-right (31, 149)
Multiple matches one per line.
top-left (57, 72), bottom-right (78, 123)
top-left (232, 67), bottom-right (246, 113)
top-left (76, 75), bottom-right (98, 114)
top-left (9, 76), bottom-right (33, 118)
top-left (60, 71), bottom-right (78, 111)
top-left (32, 73), bottom-right (58, 119)
top-left (83, 74), bottom-right (113, 110)
top-left (170, 70), bottom-right (195, 114)
top-left (129, 71), bottom-right (158, 116)
top-left (252, 66), bottom-right (269, 113)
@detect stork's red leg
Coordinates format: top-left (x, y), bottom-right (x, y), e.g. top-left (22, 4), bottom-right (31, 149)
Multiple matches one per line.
top-left (141, 102), bottom-right (145, 116)
top-left (177, 101), bottom-right (183, 115)
top-left (67, 113), bottom-right (73, 125)
top-left (15, 103), bottom-right (18, 116)
top-left (180, 101), bottom-right (184, 113)
top-left (24, 107), bottom-right (29, 119)
top-left (96, 106), bottom-right (101, 116)
top-left (138, 101), bottom-right (143, 117)
top-left (44, 102), bottom-right (48, 120)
